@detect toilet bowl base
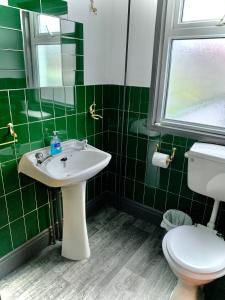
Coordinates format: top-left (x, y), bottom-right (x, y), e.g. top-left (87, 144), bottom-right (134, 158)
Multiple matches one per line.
top-left (170, 280), bottom-right (204, 300)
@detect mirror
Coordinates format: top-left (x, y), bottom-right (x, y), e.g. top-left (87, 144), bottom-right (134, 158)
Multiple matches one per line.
top-left (0, 7), bottom-right (84, 90)
top-left (22, 11), bottom-right (84, 88)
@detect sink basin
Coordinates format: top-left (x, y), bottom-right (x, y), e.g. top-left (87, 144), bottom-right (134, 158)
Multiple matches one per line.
top-left (18, 139), bottom-right (111, 260)
top-left (18, 140), bottom-right (111, 187)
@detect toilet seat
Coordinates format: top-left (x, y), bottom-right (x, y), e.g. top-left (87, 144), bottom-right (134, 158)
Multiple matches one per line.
top-left (165, 225), bottom-right (225, 273)
top-left (165, 225), bottom-right (225, 274)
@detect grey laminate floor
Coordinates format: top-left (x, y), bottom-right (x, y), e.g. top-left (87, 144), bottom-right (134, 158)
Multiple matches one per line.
top-left (0, 207), bottom-right (176, 300)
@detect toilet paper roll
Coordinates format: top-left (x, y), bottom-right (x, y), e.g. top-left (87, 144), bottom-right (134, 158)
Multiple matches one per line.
top-left (152, 152), bottom-right (170, 169)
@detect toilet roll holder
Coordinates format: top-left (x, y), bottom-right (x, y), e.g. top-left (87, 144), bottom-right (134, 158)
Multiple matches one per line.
top-left (155, 144), bottom-right (176, 163)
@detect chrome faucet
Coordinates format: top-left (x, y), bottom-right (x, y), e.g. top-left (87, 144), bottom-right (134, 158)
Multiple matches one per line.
top-left (35, 152), bottom-right (52, 165)
top-left (76, 139), bottom-right (88, 150)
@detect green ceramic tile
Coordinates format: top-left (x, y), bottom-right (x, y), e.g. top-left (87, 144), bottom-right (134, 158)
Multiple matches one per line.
top-left (43, 119), bottom-right (55, 146)
top-left (6, 190), bottom-right (23, 222)
top-left (95, 85), bottom-right (103, 109)
top-left (180, 173), bottom-right (193, 199)
top-left (0, 28), bottom-right (23, 50)
top-left (0, 5), bottom-right (21, 30)
top-left (0, 196), bottom-right (8, 228)
top-left (139, 87), bottom-right (150, 113)
top-left (0, 137), bottom-right (16, 163)
top-left (25, 210), bottom-right (39, 240)
top-left (35, 182), bottom-right (48, 207)
top-left (38, 205), bottom-right (50, 232)
top-left (0, 174), bottom-right (4, 197)
top-left (0, 225), bottom-right (12, 257)
top-left (9, 89), bottom-right (28, 125)
top-left (67, 115), bottom-right (77, 139)
top-left (94, 175), bottom-right (102, 197)
top-left (10, 217), bottom-right (26, 248)
top-left (55, 117), bottom-right (67, 141)
top-left (75, 39), bottom-right (83, 55)
top-left (94, 133), bottom-right (103, 149)
top-left (77, 113), bottom-right (86, 139)
top-left (1, 160), bottom-right (19, 194)
top-left (94, 112), bottom-right (103, 133)
top-left (0, 91), bottom-right (11, 128)
top-left (19, 173), bottom-right (33, 187)
top-left (28, 121), bottom-right (43, 143)
top-left (124, 178), bottom-right (134, 200)
top-left (144, 186), bottom-right (155, 207)
top-left (85, 85), bottom-right (95, 112)
top-left (76, 86), bottom-right (85, 113)
top-left (21, 185), bottom-right (36, 214)
top-left (129, 87), bottom-right (141, 112)
top-left (75, 70), bottom-right (84, 85)
top-left (87, 135), bottom-right (94, 146)
top-left (14, 124), bottom-right (30, 156)
top-left (193, 192), bottom-right (207, 204)
top-left (161, 134), bottom-right (174, 144)
top-left (76, 55), bottom-right (84, 70)
top-left (133, 181), bottom-right (144, 203)
top-left (87, 179), bottom-right (94, 201)
top-left (190, 200), bottom-right (204, 224)
top-left (0, 50), bottom-right (25, 70)
top-left (86, 114), bottom-right (94, 137)
top-left (168, 170), bottom-right (182, 195)
top-left (128, 112), bottom-right (139, 136)
top-left (8, 0), bottom-right (41, 12)
top-left (154, 189), bottom-right (166, 212)
top-left (166, 192), bottom-right (179, 210)
top-left (173, 136), bottom-right (187, 147)
top-left (41, 0), bottom-right (68, 16)
top-left (135, 161), bottom-right (146, 182)
top-left (137, 138), bottom-right (148, 161)
top-left (171, 145), bottom-right (185, 171)
top-left (157, 168), bottom-right (169, 190)
top-left (178, 196), bottom-right (191, 215)
top-left (126, 136), bottom-right (137, 159)
top-left (26, 89), bottom-right (42, 122)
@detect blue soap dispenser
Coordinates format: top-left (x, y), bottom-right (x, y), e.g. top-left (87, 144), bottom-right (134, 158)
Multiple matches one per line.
top-left (50, 131), bottom-right (62, 155)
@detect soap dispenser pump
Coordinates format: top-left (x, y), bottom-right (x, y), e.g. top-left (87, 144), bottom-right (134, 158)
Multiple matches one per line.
top-left (50, 131), bottom-right (62, 155)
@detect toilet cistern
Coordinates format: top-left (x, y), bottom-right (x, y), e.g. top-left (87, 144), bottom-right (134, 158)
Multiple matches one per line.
top-left (185, 142), bottom-right (225, 231)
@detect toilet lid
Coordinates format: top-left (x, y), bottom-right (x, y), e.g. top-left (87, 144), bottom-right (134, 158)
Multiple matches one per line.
top-left (166, 225), bottom-right (225, 274)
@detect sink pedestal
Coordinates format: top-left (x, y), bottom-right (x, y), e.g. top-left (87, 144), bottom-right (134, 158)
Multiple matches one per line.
top-left (61, 182), bottom-right (90, 260)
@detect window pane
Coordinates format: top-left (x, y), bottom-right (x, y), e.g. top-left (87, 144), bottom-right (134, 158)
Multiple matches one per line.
top-left (38, 15), bottom-right (60, 34)
top-left (165, 39), bottom-right (225, 128)
top-left (182, 0), bottom-right (225, 22)
top-left (37, 45), bottom-right (62, 87)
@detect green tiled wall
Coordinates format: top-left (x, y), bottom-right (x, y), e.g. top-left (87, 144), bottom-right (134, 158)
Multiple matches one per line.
top-left (8, 0), bottom-right (68, 16)
top-left (104, 85), bottom-right (225, 235)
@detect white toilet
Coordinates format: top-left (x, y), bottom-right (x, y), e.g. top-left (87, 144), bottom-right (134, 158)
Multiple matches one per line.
top-left (162, 143), bottom-right (225, 300)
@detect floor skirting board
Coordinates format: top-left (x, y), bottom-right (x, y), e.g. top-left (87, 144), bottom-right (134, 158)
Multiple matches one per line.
top-left (105, 192), bottom-right (163, 226)
top-left (0, 229), bottom-right (50, 280)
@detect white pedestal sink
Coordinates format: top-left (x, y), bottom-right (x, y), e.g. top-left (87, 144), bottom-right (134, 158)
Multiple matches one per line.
top-left (18, 140), bottom-right (111, 260)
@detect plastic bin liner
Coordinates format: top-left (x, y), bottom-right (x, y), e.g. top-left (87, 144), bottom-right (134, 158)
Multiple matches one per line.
top-left (161, 209), bottom-right (192, 231)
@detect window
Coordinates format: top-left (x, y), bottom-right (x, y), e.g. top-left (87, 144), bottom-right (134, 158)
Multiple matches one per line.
top-left (151, 0), bottom-right (225, 137)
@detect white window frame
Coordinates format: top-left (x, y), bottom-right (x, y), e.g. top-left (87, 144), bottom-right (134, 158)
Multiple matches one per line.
top-left (150, 0), bottom-right (225, 139)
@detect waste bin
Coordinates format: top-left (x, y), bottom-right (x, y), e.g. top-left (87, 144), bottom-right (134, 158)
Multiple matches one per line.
top-left (161, 209), bottom-right (192, 231)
